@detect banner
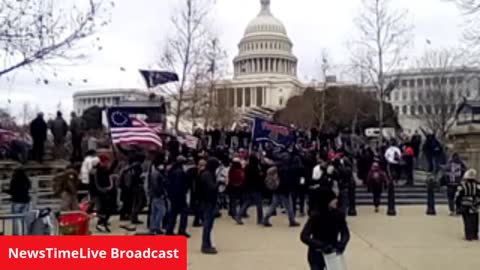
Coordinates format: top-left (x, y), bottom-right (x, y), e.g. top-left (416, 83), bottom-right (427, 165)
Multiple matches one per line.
top-left (139, 70), bottom-right (179, 88)
top-left (252, 118), bottom-right (294, 147)
top-left (0, 236), bottom-right (186, 270)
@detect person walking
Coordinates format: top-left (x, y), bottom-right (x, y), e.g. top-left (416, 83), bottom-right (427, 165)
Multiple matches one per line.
top-left (263, 151), bottom-right (300, 227)
top-left (300, 188), bottom-right (350, 270)
top-left (236, 154), bottom-right (264, 225)
top-left (166, 156), bottom-right (190, 238)
top-left (227, 157), bottom-right (245, 224)
top-left (384, 142), bottom-right (402, 183)
top-left (29, 113), bottom-right (47, 163)
top-left (198, 158), bottom-right (220, 254)
top-left (444, 153), bottom-right (466, 216)
top-left (49, 111), bottom-right (68, 160)
top-left (366, 162), bottom-right (389, 213)
top-left (3, 167), bottom-right (31, 235)
top-left (70, 112), bottom-right (85, 162)
top-left (402, 143), bottom-right (415, 186)
top-left (148, 153), bottom-right (168, 235)
top-left (92, 155), bottom-right (117, 233)
top-left (455, 169), bottom-right (480, 241)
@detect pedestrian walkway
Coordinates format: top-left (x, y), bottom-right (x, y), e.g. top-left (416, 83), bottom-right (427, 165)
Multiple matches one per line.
top-left (100, 206), bottom-right (480, 270)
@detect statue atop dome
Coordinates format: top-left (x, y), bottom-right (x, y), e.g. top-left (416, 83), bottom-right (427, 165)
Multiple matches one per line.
top-left (260, 0), bottom-right (271, 14)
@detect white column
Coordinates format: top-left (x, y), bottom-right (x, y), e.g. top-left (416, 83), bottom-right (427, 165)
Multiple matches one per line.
top-left (234, 88), bottom-right (237, 107)
top-left (242, 88), bottom-right (246, 108)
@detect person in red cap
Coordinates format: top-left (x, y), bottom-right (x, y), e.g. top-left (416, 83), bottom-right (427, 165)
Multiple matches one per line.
top-left (92, 154), bottom-right (117, 233)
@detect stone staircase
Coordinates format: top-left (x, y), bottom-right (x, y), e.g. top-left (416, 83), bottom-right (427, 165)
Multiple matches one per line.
top-left (355, 184), bottom-right (448, 206)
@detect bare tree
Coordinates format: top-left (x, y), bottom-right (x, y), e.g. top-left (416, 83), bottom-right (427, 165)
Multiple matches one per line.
top-left (412, 48), bottom-right (471, 140)
top-left (450, 0), bottom-right (480, 54)
top-left (159, 0), bottom-right (214, 132)
top-left (20, 102), bottom-right (35, 126)
top-left (0, 0), bottom-right (111, 77)
top-left (350, 0), bottom-right (413, 139)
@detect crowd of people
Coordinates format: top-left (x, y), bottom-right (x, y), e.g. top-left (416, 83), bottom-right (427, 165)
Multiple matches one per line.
top-left (3, 112), bottom-right (480, 262)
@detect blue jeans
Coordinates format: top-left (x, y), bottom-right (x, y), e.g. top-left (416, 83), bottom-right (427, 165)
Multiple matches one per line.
top-left (201, 203), bottom-right (217, 249)
top-left (238, 191), bottom-right (263, 224)
top-left (149, 198), bottom-right (167, 233)
top-left (263, 193), bottom-right (296, 224)
top-left (11, 203), bottom-right (29, 235)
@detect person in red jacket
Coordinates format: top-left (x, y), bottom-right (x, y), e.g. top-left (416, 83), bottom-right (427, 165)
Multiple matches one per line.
top-left (366, 162), bottom-right (389, 213)
top-left (228, 158), bottom-right (245, 224)
top-left (403, 144), bottom-right (415, 186)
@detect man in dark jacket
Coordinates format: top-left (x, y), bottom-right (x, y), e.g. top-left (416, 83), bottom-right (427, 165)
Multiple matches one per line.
top-left (49, 111), bottom-right (68, 160)
top-left (237, 154), bottom-right (264, 225)
top-left (199, 158), bottom-right (220, 254)
top-left (70, 112), bottom-right (85, 162)
top-left (262, 151), bottom-right (300, 227)
top-left (30, 113), bottom-right (48, 163)
top-left (148, 153), bottom-right (168, 234)
top-left (165, 156), bottom-right (190, 237)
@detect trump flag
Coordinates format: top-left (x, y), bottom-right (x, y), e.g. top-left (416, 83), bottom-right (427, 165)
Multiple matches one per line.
top-left (252, 118), bottom-right (294, 147)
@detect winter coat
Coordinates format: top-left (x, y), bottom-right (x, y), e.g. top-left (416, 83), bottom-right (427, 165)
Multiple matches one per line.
top-left (6, 169), bottom-right (31, 203)
top-left (149, 164), bottom-right (167, 199)
top-left (244, 156), bottom-right (264, 192)
top-left (70, 116), bottom-right (85, 138)
top-left (198, 158), bottom-right (219, 204)
top-left (228, 163), bottom-right (245, 189)
top-left (366, 165), bottom-right (388, 192)
top-left (167, 162), bottom-right (189, 206)
top-left (29, 116), bottom-right (47, 141)
top-left (50, 116), bottom-right (68, 140)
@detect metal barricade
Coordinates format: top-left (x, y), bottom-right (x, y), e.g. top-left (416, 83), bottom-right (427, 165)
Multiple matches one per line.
top-left (0, 213), bottom-right (26, 235)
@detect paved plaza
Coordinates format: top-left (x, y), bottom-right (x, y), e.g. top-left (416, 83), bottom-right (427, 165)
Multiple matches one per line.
top-left (91, 205), bottom-right (480, 270)
top-left (2, 204), bottom-right (478, 269)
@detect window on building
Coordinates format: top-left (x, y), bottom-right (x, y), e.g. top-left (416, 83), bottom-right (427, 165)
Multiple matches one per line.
top-left (426, 105), bottom-right (432, 114)
top-left (394, 91), bottom-right (399, 101)
top-left (279, 96), bottom-right (284, 106)
top-left (410, 91), bottom-right (415, 101)
top-left (256, 87), bottom-right (263, 106)
top-left (409, 79), bottom-right (415, 87)
top-left (418, 91), bottom-right (423, 101)
top-left (457, 76), bottom-right (464, 84)
top-left (433, 77), bottom-right (439, 85)
top-left (236, 88), bottom-right (243, 107)
top-left (410, 106), bottom-right (416, 115)
top-left (402, 105), bottom-right (407, 115)
top-left (394, 106), bottom-right (399, 113)
top-left (435, 105), bottom-right (441, 114)
top-left (217, 88), bottom-right (228, 107)
top-left (245, 88), bottom-right (251, 107)
top-left (441, 77), bottom-right (447, 85)
top-left (417, 79), bottom-right (423, 87)
top-left (466, 90), bottom-right (471, 97)
top-left (425, 78), bottom-right (432, 86)
top-left (402, 90), bottom-right (407, 100)
top-left (418, 105), bottom-right (424, 115)
top-left (401, 80), bottom-right (408, 87)
top-left (449, 77), bottom-right (456, 85)
top-left (449, 91), bottom-right (455, 101)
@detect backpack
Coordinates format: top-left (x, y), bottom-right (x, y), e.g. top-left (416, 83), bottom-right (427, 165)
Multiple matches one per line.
top-left (228, 167), bottom-right (245, 188)
top-left (265, 166), bottom-right (280, 191)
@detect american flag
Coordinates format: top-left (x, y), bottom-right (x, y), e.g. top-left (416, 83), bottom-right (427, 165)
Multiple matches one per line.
top-left (107, 109), bottom-right (162, 148)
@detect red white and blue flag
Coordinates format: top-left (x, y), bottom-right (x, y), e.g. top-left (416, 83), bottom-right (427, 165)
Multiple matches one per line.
top-left (107, 109), bottom-right (162, 148)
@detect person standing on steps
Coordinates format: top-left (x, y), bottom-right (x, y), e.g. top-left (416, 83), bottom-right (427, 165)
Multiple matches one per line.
top-left (30, 112), bottom-right (48, 163)
top-left (70, 112), bottom-right (85, 162)
top-left (455, 169), bottom-right (480, 241)
top-left (49, 111), bottom-right (68, 160)
top-left (300, 188), bottom-right (350, 270)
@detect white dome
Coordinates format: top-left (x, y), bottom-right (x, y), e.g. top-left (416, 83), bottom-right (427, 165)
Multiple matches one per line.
top-left (245, 14), bottom-right (287, 36)
top-left (233, 0), bottom-right (297, 79)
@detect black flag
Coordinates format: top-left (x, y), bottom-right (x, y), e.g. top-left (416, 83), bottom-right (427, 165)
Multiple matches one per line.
top-left (139, 70), bottom-right (179, 88)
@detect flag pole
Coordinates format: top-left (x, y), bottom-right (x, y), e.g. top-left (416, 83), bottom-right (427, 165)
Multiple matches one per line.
top-left (105, 107), bottom-right (119, 161)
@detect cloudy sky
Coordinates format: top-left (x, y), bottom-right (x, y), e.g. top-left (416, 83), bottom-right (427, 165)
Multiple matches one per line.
top-left (0, 0), bottom-right (465, 119)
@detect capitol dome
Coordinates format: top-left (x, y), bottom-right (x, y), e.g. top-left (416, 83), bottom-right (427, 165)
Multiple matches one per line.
top-left (233, 0), bottom-right (297, 78)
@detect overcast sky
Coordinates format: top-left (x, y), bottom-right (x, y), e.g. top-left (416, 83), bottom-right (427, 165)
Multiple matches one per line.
top-left (0, 0), bottom-right (464, 119)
